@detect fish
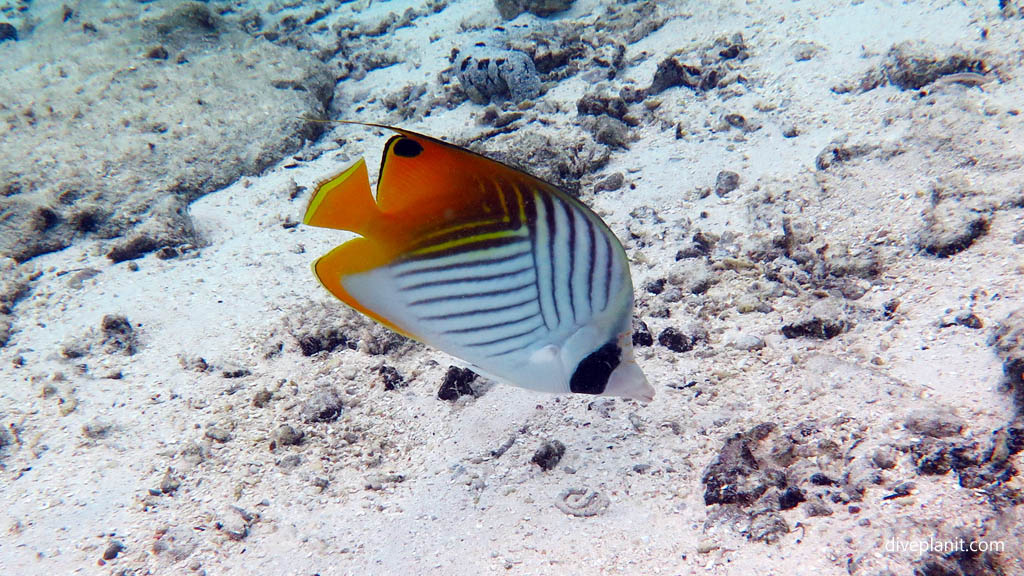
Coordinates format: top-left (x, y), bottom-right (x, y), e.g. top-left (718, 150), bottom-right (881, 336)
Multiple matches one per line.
top-left (302, 123), bottom-right (654, 402)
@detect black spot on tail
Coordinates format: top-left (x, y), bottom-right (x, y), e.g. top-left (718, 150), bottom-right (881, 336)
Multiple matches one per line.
top-left (570, 341), bottom-right (620, 395)
top-left (393, 137), bottom-right (423, 158)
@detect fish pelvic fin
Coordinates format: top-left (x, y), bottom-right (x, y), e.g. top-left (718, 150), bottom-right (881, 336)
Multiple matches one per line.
top-left (303, 157), bottom-right (378, 237)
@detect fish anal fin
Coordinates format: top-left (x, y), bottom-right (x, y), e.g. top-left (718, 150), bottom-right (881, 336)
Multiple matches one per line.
top-left (312, 237), bottom-right (415, 339)
top-left (303, 158), bottom-right (378, 236)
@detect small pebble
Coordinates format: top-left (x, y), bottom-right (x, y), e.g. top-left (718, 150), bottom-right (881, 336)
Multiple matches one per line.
top-left (954, 312), bottom-right (982, 329)
top-left (221, 368), bottom-right (250, 379)
top-left (723, 114), bottom-right (747, 129)
top-left (882, 481), bottom-right (915, 500)
top-left (103, 540), bottom-right (124, 561)
top-left (632, 319), bottom-right (654, 347)
top-left (911, 438), bottom-right (952, 475)
top-left (747, 512), bottom-right (789, 544)
top-left (781, 317), bottom-right (849, 340)
top-left (437, 366), bottom-right (477, 401)
top-left (728, 333), bottom-right (765, 351)
top-left (904, 408), bottom-right (965, 438)
top-left (301, 388), bottom-right (344, 422)
top-left (778, 486), bottom-right (806, 510)
top-left (378, 365), bottom-right (405, 390)
top-left (160, 468), bottom-right (181, 494)
top-left (273, 424), bottom-right (304, 447)
top-left (592, 116), bottom-right (631, 148)
top-left (809, 472), bottom-right (835, 486)
top-left (278, 454), bottom-right (302, 469)
top-left (594, 172), bottom-right (625, 193)
top-left (714, 170), bottom-right (740, 197)
top-left (644, 278), bottom-right (666, 295)
top-left (871, 447), bottom-right (897, 470)
top-left (531, 440), bottom-right (566, 471)
top-left (803, 500), bottom-right (833, 517)
top-left (918, 203), bottom-right (989, 258)
top-left (82, 421), bottom-right (113, 440)
top-left (0, 427), bottom-right (13, 450)
top-left (204, 427), bottom-right (231, 443)
top-left (221, 507), bottom-right (252, 541)
top-left (252, 388), bottom-right (273, 407)
top-left (696, 540), bottom-right (718, 554)
top-left (658, 327), bottom-right (692, 353)
top-left (0, 22), bottom-right (17, 43)
top-left (147, 45), bottom-right (169, 59)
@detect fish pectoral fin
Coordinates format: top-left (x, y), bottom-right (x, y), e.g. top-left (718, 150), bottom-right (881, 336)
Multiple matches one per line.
top-left (303, 157), bottom-right (378, 236)
top-left (311, 237), bottom-right (412, 338)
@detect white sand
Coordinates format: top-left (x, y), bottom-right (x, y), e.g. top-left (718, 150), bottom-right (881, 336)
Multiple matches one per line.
top-left (2, 0), bottom-right (1023, 575)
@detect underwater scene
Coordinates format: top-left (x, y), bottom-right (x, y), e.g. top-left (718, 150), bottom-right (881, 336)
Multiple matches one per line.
top-left (2, 0), bottom-right (1023, 574)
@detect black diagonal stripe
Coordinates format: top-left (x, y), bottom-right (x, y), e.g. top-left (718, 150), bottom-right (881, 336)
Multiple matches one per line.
top-left (602, 231), bottom-right (613, 310)
top-left (442, 311), bottom-right (542, 335)
top-left (408, 281), bottom-right (534, 306)
top-left (464, 323), bottom-right (545, 348)
top-left (394, 249), bottom-right (532, 278)
top-left (563, 199), bottom-right (577, 324)
top-left (418, 296), bottom-right (535, 321)
top-left (540, 192), bottom-right (561, 327)
top-left (489, 339), bottom-right (540, 357)
top-left (586, 215), bottom-right (596, 314)
top-left (517, 185), bottom-right (549, 331)
top-left (398, 235), bottom-right (528, 264)
top-left (400, 265), bottom-right (533, 291)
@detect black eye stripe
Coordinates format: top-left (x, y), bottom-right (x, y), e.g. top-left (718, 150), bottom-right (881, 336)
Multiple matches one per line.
top-left (393, 137), bottom-right (424, 158)
top-left (569, 341), bottom-right (620, 395)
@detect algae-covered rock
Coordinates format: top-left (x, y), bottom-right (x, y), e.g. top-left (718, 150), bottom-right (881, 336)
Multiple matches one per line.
top-left (494, 0), bottom-right (575, 20)
top-left (0, 2), bottom-right (333, 262)
top-left (882, 41), bottom-right (987, 91)
top-left (455, 45), bottom-right (541, 104)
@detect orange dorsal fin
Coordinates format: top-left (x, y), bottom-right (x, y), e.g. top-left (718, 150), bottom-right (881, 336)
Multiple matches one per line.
top-left (303, 157), bottom-right (379, 236)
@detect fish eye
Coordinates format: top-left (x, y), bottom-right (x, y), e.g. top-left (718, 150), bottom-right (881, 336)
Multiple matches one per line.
top-left (569, 341), bottom-right (621, 395)
top-left (393, 137), bottom-right (423, 158)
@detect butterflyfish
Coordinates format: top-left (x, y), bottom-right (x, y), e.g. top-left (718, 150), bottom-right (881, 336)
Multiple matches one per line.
top-left (303, 123), bottom-right (654, 402)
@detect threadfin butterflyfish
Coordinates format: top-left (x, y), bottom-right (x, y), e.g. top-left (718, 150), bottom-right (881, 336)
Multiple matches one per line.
top-left (303, 123), bottom-right (654, 402)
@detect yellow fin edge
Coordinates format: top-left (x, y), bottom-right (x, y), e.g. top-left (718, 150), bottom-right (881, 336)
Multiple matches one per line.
top-left (302, 157), bottom-right (373, 232)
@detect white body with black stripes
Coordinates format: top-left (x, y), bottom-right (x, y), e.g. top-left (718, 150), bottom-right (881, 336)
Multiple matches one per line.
top-left (304, 125), bottom-right (653, 402)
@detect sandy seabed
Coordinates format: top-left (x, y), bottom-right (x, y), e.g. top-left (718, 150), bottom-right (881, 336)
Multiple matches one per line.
top-left (2, 0), bottom-right (1024, 575)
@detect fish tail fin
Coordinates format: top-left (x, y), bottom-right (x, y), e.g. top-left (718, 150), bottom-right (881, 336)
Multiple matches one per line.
top-left (603, 360), bottom-right (655, 403)
top-left (303, 158), bottom-right (378, 236)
